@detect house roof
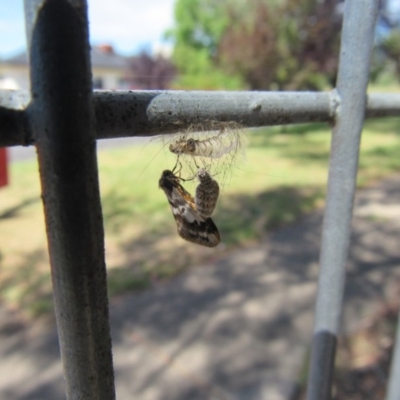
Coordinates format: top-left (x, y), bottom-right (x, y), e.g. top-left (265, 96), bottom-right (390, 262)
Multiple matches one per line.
top-left (91, 45), bottom-right (128, 68)
top-left (3, 44), bottom-right (128, 69)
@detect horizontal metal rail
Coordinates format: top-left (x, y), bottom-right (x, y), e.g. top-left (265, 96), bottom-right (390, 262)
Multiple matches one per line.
top-left (1, 89), bottom-right (400, 146)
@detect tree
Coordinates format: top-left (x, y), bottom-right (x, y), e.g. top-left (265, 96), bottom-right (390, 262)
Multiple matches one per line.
top-left (166, 0), bottom-right (245, 89)
top-left (168, 0), bottom-right (343, 90)
top-left (380, 29), bottom-right (400, 79)
top-left (374, 0), bottom-right (400, 82)
top-left (128, 51), bottom-right (176, 90)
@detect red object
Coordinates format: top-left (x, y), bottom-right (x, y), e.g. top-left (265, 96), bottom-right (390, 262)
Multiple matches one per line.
top-left (0, 148), bottom-right (9, 188)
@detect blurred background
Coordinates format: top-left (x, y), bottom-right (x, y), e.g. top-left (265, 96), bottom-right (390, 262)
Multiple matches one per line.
top-left (1, 0), bottom-right (400, 92)
top-left (1, 1), bottom-right (400, 398)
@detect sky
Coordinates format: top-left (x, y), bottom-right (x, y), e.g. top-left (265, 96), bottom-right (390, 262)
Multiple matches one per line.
top-left (0, 0), bottom-right (176, 58)
top-left (1, 0), bottom-right (400, 59)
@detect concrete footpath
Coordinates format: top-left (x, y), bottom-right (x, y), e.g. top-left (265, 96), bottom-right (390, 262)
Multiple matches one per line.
top-left (1, 175), bottom-right (400, 400)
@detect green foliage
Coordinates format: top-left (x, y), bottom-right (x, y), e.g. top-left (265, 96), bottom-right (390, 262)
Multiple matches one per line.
top-left (168, 0), bottom-right (342, 90)
top-left (382, 29), bottom-right (400, 59)
top-left (171, 45), bottom-right (244, 89)
top-left (167, 0), bottom-right (245, 89)
top-left (172, 0), bottom-right (228, 50)
top-left (381, 29), bottom-right (400, 80)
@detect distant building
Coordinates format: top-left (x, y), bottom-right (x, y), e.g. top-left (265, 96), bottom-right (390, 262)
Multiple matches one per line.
top-left (0, 51), bottom-right (30, 90)
top-left (0, 44), bottom-right (130, 90)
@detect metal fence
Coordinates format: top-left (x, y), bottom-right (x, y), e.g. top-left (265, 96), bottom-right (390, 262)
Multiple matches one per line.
top-left (0, 0), bottom-right (400, 399)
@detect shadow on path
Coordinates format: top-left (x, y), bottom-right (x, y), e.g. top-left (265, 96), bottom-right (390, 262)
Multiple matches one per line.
top-left (0, 197), bottom-right (40, 219)
top-left (1, 175), bottom-right (400, 399)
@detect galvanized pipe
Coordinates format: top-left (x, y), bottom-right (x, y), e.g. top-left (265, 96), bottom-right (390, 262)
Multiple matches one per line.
top-left (306, 1), bottom-right (379, 399)
top-left (2, 89), bottom-right (400, 146)
top-left (93, 90), bottom-right (334, 138)
top-left (386, 307), bottom-right (400, 400)
top-left (366, 93), bottom-right (400, 118)
top-left (23, 1), bottom-right (115, 399)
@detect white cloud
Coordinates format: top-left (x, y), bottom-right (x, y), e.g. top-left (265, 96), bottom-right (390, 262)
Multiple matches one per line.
top-left (88, 0), bottom-right (176, 55)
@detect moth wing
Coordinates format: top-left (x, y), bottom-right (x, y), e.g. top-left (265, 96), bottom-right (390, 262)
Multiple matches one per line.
top-left (159, 169), bottom-right (221, 248)
top-left (178, 217), bottom-right (221, 248)
top-left (176, 184), bottom-right (197, 210)
top-left (171, 186), bottom-right (221, 248)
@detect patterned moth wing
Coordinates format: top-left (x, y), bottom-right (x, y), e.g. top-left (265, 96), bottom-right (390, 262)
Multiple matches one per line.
top-left (159, 170), bottom-right (221, 247)
top-left (195, 168), bottom-right (220, 218)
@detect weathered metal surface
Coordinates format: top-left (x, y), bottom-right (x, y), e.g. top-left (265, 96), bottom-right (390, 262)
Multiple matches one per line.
top-left (23, 0), bottom-right (115, 399)
top-left (2, 89), bottom-right (400, 146)
top-left (307, 1), bottom-right (379, 399)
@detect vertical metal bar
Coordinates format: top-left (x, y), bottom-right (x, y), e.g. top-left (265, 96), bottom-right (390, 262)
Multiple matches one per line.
top-left (306, 1), bottom-right (378, 399)
top-left (23, 1), bottom-right (115, 399)
top-left (386, 308), bottom-right (400, 400)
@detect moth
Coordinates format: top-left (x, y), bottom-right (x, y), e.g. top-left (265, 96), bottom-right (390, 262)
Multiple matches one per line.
top-left (195, 168), bottom-right (220, 218)
top-left (159, 169), bottom-right (221, 247)
top-left (169, 127), bottom-right (242, 159)
top-left (167, 122), bottom-right (246, 187)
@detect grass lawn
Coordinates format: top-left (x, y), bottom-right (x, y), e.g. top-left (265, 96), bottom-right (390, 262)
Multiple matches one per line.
top-left (1, 117), bottom-right (400, 316)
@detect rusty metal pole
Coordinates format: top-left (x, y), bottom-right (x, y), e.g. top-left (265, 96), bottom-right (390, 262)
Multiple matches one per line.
top-left (23, 1), bottom-right (115, 399)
